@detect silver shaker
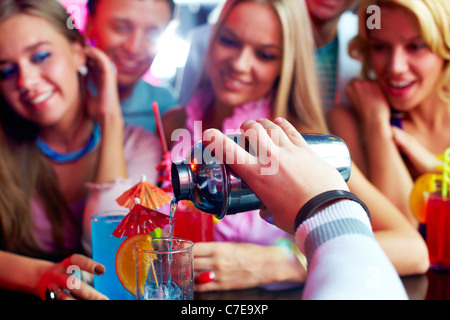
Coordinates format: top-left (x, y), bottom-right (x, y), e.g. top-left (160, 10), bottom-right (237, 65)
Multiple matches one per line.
top-left (171, 134), bottom-right (351, 219)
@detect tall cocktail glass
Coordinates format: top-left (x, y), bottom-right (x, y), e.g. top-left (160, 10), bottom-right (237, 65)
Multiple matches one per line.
top-left (134, 237), bottom-right (194, 300)
top-left (426, 193), bottom-right (450, 270)
top-left (91, 210), bottom-right (135, 300)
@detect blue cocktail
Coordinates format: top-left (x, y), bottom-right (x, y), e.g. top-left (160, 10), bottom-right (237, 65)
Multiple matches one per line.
top-left (91, 210), bottom-right (135, 300)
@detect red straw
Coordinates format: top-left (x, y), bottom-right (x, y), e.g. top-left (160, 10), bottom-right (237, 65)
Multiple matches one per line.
top-left (152, 102), bottom-right (168, 153)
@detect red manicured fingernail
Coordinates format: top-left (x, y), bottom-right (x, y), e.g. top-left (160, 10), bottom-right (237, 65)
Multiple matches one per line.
top-left (94, 264), bottom-right (105, 275)
top-left (197, 271), bottom-right (215, 284)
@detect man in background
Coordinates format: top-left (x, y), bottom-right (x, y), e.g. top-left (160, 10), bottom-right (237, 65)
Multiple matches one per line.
top-left (85, 0), bottom-right (178, 133)
top-left (306, 0), bottom-right (360, 113)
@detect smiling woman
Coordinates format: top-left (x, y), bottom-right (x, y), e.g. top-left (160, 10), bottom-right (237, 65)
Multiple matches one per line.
top-left (0, 15), bottom-right (85, 126)
top-left (0, 0), bottom-right (162, 300)
top-left (161, 0), bottom-right (429, 294)
top-left (328, 0), bottom-right (450, 226)
top-left (161, 0), bottom-right (325, 293)
top-left (208, 2), bottom-right (282, 111)
top-left (162, 0), bottom-right (326, 146)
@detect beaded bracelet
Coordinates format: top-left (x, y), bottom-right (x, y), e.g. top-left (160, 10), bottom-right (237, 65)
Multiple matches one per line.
top-left (294, 190), bottom-right (371, 232)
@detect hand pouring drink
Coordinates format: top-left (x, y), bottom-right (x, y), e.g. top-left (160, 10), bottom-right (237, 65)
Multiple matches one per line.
top-left (171, 134), bottom-right (351, 219)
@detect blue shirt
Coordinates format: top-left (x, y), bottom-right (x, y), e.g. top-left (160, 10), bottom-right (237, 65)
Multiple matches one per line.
top-left (314, 37), bottom-right (338, 113)
top-left (120, 79), bottom-right (178, 133)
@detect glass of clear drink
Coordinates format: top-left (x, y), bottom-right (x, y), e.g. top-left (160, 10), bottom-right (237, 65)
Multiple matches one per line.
top-left (134, 238), bottom-right (194, 300)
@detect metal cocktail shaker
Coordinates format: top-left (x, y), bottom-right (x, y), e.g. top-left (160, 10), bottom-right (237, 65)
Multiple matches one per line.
top-left (171, 134), bottom-right (351, 219)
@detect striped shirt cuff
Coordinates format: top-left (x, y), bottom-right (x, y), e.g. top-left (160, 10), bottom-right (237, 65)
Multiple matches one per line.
top-left (295, 200), bottom-right (374, 264)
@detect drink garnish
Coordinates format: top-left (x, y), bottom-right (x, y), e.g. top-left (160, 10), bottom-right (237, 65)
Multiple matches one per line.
top-left (112, 198), bottom-right (169, 238)
top-left (410, 147), bottom-right (450, 223)
top-left (115, 233), bottom-right (156, 295)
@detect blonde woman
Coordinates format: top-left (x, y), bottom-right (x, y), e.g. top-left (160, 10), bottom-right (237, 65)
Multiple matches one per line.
top-left (328, 0), bottom-right (450, 227)
top-left (0, 0), bottom-right (161, 299)
top-left (163, 0), bottom-right (428, 293)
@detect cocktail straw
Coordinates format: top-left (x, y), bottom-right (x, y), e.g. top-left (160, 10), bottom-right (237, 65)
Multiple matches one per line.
top-left (441, 148), bottom-right (450, 197)
top-left (152, 102), bottom-right (168, 153)
top-left (150, 258), bottom-right (159, 289)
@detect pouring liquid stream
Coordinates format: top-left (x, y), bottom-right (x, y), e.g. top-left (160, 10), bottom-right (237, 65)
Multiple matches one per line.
top-left (168, 198), bottom-right (177, 239)
top-left (166, 199), bottom-right (178, 289)
top-left (143, 198), bottom-right (179, 299)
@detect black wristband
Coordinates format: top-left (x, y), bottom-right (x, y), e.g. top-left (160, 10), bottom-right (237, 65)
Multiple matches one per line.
top-left (294, 190), bottom-right (371, 232)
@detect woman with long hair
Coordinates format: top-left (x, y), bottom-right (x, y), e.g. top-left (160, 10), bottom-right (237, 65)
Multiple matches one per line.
top-left (163, 0), bottom-right (429, 292)
top-left (0, 0), bottom-right (161, 299)
top-left (328, 0), bottom-right (450, 226)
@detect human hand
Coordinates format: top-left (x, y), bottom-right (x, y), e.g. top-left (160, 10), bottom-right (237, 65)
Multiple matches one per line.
top-left (36, 254), bottom-right (108, 300)
top-left (84, 45), bottom-right (122, 126)
top-left (392, 126), bottom-right (443, 175)
top-left (193, 242), bottom-right (305, 292)
top-left (202, 118), bottom-right (349, 234)
top-left (346, 79), bottom-right (391, 126)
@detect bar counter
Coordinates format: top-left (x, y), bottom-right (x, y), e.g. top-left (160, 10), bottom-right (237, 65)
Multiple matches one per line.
top-left (194, 270), bottom-right (448, 300)
top-left (1, 269), bottom-right (449, 300)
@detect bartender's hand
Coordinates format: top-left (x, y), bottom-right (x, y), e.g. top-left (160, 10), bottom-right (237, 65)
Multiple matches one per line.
top-left (36, 254), bottom-right (108, 300)
top-left (193, 242), bottom-right (306, 292)
top-left (202, 118), bottom-right (348, 234)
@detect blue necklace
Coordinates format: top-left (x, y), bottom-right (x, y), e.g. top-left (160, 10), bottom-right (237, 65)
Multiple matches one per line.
top-left (36, 122), bottom-right (101, 163)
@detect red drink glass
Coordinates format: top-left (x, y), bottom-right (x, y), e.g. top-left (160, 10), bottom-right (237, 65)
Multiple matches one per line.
top-left (426, 194), bottom-right (450, 270)
top-left (173, 201), bottom-right (214, 242)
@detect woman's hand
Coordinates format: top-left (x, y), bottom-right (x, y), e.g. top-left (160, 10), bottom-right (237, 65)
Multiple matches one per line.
top-left (84, 45), bottom-right (123, 127)
top-left (346, 79), bottom-right (391, 128)
top-left (36, 254), bottom-right (108, 300)
top-left (193, 242), bottom-right (305, 292)
top-left (392, 126), bottom-right (443, 176)
top-left (83, 45), bottom-right (128, 184)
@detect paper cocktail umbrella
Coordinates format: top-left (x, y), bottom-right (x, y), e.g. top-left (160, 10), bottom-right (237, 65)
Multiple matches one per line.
top-left (112, 198), bottom-right (170, 238)
top-left (112, 103), bottom-right (173, 238)
top-left (116, 175), bottom-right (172, 210)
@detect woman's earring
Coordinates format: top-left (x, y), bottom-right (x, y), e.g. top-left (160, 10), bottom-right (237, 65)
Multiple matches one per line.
top-left (78, 65), bottom-right (88, 76)
top-left (367, 68), bottom-right (377, 81)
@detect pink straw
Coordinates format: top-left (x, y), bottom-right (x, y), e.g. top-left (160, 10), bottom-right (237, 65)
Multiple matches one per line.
top-left (152, 102), bottom-right (168, 153)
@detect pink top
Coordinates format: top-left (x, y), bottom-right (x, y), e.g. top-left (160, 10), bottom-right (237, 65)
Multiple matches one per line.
top-left (179, 87), bottom-right (292, 246)
top-left (30, 125), bottom-right (162, 256)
